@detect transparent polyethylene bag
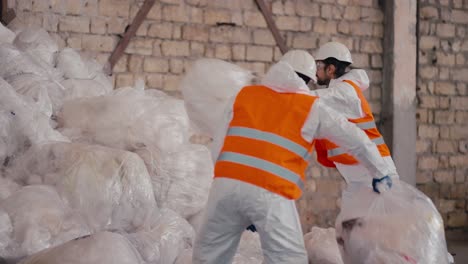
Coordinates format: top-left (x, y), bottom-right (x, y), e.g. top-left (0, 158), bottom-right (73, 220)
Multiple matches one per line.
top-left (181, 59), bottom-right (253, 137)
top-left (19, 232), bottom-right (143, 264)
top-left (6, 142), bottom-right (156, 233)
top-left (336, 180), bottom-right (449, 264)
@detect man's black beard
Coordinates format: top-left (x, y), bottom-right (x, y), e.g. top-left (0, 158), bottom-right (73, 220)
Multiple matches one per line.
top-left (317, 78), bottom-right (330, 86)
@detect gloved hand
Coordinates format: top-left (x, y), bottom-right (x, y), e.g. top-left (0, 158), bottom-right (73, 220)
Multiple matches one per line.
top-left (372, 175), bottom-right (392, 194)
top-left (246, 224), bottom-right (257, 232)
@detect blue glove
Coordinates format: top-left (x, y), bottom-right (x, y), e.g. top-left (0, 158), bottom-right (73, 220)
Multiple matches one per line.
top-left (372, 175), bottom-right (392, 193)
top-left (246, 224), bottom-right (257, 232)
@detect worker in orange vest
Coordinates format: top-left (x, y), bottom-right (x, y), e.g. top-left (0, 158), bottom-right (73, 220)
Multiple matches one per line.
top-left (312, 42), bottom-right (398, 196)
top-left (192, 50), bottom-right (396, 264)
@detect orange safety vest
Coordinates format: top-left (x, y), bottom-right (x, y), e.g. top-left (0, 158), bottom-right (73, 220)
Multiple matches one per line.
top-left (315, 80), bottom-right (391, 168)
top-left (214, 85), bottom-right (316, 200)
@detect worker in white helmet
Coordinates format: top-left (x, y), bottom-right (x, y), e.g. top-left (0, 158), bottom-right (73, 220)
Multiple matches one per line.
top-left (312, 41), bottom-right (398, 196)
top-left (192, 49), bottom-right (395, 264)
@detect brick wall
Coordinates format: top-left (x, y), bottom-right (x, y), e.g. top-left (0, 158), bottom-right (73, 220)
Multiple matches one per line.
top-left (10, 0), bottom-right (386, 232)
top-left (417, 0), bottom-right (468, 230)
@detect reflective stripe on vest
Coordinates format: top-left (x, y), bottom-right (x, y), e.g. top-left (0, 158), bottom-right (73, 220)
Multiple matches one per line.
top-left (218, 151), bottom-right (305, 191)
top-left (327, 137), bottom-right (386, 157)
top-left (227, 126), bottom-right (312, 160)
top-left (355, 120), bottom-right (377, 130)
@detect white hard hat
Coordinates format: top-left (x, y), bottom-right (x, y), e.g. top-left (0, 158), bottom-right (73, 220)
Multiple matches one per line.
top-left (279, 49), bottom-right (317, 83)
top-left (315, 42), bottom-right (353, 64)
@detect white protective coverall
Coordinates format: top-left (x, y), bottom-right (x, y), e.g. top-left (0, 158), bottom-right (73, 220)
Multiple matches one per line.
top-left (310, 69), bottom-right (398, 188)
top-left (192, 63), bottom-right (397, 264)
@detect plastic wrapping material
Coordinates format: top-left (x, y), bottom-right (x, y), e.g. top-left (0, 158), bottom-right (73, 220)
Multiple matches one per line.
top-left (19, 232), bottom-right (143, 264)
top-left (56, 48), bottom-right (102, 80)
top-left (304, 227), bottom-right (343, 264)
top-left (56, 48), bottom-right (92, 79)
top-left (0, 176), bottom-right (20, 201)
top-left (0, 44), bottom-right (52, 79)
top-left (8, 74), bottom-right (65, 116)
top-left (13, 28), bottom-right (59, 66)
top-left (60, 78), bottom-right (112, 102)
top-left (336, 181), bottom-right (449, 264)
top-left (7, 142), bottom-right (157, 232)
top-left (0, 185), bottom-right (90, 259)
top-left (0, 78), bottom-right (68, 165)
top-left (58, 91), bottom-right (191, 153)
top-left (0, 43), bottom-right (64, 114)
top-left (126, 208), bottom-right (194, 264)
top-left (0, 209), bottom-right (13, 255)
top-left (0, 23), bottom-right (16, 44)
top-left (147, 144), bottom-right (213, 219)
top-left (181, 58), bottom-right (253, 137)
top-left (173, 232), bottom-right (262, 264)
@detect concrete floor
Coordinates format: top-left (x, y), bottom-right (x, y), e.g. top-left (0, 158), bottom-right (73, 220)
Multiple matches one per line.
top-left (448, 239), bottom-right (468, 263)
top-left (447, 231), bottom-right (468, 263)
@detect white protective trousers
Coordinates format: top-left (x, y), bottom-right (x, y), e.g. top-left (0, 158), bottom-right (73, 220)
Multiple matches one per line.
top-left (192, 178), bottom-right (308, 264)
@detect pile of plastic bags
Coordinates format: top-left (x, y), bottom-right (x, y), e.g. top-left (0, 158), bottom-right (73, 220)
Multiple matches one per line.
top-left (0, 21), bottom-right (263, 264)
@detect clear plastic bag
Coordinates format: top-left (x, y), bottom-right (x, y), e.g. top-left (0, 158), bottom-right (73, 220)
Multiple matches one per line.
top-left (0, 43), bottom-right (52, 79)
top-left (60, 78), bottom-right (112, 102)
top-left (181, 59), bottom-right (253, 137)
top-left (149, 144), bottom-right (213, 219)
top-left (6, 142), bottom-right (157, 233)
top-left (58, 90), bottom-right (191, 153)
top-left (0, 22), bottom-right (16, 44)
top-left (335, 180), bottom-right (449, 264)
top-left (0, 176), bottom-right (20, 201)
top-left (56, 48), bottom-right (93, 79)
top-left (13, 27), bottom-right (59, 67)
top-left (125, 208), bottom-right (194, 264)
top-left (19, 232), bottom-right (143, 264)
top-left (8, 74), bottom-right (64, 116)
top-left (0, 77), bottom-right (68, 165)
top-left (56, 48), bottom-right (104, 80)
top-left (0, 185), bottom-right (90, 259)
top-left (304, 227), bottom-right (343, 264)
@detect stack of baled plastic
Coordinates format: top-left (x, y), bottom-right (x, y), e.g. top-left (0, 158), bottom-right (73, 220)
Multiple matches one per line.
top-left (0, 23), bottom-right (112, 117)
top-left (335, 180), bottom-right (450, 264)
top-left (56, 48), bottom-right (113, 102)
top-left (0, 185), bottom-right (90, 260)
top-left (0, 77), bottom-right (68, 166)
top-left (57, 83), bottom-right (191, 153)
top-left (56, 83), bottom-right (214, 221)
top-left (0, 19), bottom-right (267, 263)
top-left (6, 142), bottom-right (156, 233)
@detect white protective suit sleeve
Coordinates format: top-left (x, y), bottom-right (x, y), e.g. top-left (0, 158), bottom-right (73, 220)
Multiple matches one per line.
top-left (310, 82), bottom-right (363, 120)
top-left (209, 96), bottom-right (235, 164)
top-left (301, 100), bottom-right (394, 179)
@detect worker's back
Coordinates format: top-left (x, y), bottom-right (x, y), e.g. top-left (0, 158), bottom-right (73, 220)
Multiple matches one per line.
top-left (214, 85), bottom-right (316, 200)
